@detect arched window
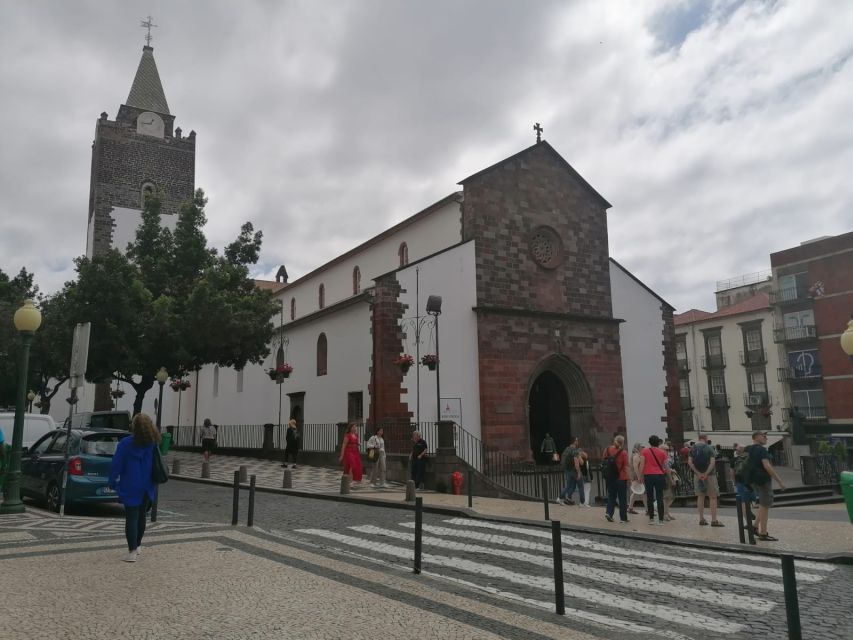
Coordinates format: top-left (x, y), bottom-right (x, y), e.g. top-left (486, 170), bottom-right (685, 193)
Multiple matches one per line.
top-left (290, 297), bottom-right (295, 320)
top-left (318, 283), bottom-right (325, 309)
top-left (213, 365), bottom-right (220, 398)
top-left (236, 369), bottom-right (244, 393)
top-left (398, 242), bottom-right (409, 267)
top-left (353, 266), bottom-right (361, 295)
top-left (141, 181), bottom-right (156, 207)
top-left (316, 333), bottom-right (328, 376)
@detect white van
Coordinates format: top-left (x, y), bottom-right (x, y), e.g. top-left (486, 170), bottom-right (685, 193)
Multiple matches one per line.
top-left (0, 413), bottom-right (58, 450)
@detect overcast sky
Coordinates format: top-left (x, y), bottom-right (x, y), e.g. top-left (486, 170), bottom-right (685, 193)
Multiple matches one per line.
top-left (1, 0), bottom-right (851, 312)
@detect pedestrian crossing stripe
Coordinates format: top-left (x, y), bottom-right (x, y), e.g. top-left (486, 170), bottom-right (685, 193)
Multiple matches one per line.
top-left (350, 524), bottom-right (773, 612)
top-left (397, 521), bottom-right (788, 592)
top-left (297, 528), bottom-right (745, 634)
top-left (660, 541), bottom-right (835, 573)
top-left (442, 518), bottom-right (828, 583)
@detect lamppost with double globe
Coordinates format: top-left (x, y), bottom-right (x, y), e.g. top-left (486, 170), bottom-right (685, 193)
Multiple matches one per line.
top-left (155, 367), bottom-right (169, 430)
top-left (0, 300), bottom-right (43, 514)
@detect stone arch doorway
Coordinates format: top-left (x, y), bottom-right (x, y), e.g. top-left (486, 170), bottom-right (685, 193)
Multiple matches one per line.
top-left (527, 354), bottom-right (594, 461)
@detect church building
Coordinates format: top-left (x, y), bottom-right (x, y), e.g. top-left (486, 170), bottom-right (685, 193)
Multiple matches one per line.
top-left (65, 43), bottom-right (682, 458)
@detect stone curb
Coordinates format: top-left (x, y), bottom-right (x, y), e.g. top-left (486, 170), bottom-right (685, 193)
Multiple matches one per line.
top-left (170, 475), bottom-right (853, 565)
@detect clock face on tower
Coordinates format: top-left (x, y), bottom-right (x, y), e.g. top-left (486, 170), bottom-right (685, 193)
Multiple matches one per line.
top-left (137, 111), bottom-right (164, 138)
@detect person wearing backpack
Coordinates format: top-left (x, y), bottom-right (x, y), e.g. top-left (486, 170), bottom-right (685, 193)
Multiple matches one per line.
top-left (688, 434), bottom-right (723, 527)
top-left (733, 443), bottom-right (757, 521)
top-left (747, 430), bottom-right (786, 541)
top-left (603, 434), bottom-right (629, 523)
top-left (557, 437), bottom-right (583, 506)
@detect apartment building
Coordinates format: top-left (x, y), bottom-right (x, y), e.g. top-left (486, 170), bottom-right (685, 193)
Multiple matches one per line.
top-left (675, 279), bottom-right (785, 450)
top-left (770, 232), bottom-right (853, 455)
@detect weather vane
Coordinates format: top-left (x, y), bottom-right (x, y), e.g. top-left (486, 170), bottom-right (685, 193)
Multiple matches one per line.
top-left (140, 15), bottom-right (158, 47)
top-left (534, 122), bottom-right (543, 143)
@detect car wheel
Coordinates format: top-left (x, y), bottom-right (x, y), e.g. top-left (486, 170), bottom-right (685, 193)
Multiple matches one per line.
top-left (46, 483), bottom-right (61, 512)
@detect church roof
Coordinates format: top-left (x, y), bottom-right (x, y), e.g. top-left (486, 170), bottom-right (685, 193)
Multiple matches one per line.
top-left (458, 140), bottom-right (612, 209)
top-left (125, 46), bottom-right (170, 115)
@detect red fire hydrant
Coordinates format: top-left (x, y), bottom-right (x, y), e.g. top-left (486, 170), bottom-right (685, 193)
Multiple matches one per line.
top-left (451, 471), bottom-right (464, 495)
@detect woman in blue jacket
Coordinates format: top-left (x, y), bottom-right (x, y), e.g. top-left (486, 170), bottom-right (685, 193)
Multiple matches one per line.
top-left (109, 413), bottom-right (160, 562)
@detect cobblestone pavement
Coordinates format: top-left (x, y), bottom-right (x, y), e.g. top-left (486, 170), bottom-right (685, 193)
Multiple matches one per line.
top-left (3, 476), bottom-right (851, 640)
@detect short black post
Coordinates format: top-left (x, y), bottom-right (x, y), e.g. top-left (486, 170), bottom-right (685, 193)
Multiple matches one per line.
top-left (745, 501), bottom-right (756, 545)
top-left (542, 476), bottom-right (550, 521)
top-left (247, 475), bottom-right (256, 527)
top-left (231, 470), bottom-right (240, 526)
top-left (467, 467), bottom-right (473, 509)
top-left (781, 555), bottom-right (802, 640)
top-left (413, 496), bottom-right (423, 574)
top-left (551, 520), bottom-right (565, 615)
top-left (735, 497), bottom-right (745, 544)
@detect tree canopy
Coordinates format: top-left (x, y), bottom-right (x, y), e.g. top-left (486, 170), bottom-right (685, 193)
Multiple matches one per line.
top-left (65, 189), bottom-right (278, 414)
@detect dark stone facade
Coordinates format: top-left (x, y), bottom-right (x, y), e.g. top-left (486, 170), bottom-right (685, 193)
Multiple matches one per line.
top-left (460, 142), bottom-right (625, 458)
top-left (88, 114), bottom-right (195, 257)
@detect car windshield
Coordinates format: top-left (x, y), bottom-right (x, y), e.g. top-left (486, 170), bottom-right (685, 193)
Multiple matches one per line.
top-left (79, 434), bottom-right (123, 456)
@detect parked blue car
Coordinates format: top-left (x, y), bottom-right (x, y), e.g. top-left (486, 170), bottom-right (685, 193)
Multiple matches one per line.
top-left (20, 428), bottom-right (128, 511)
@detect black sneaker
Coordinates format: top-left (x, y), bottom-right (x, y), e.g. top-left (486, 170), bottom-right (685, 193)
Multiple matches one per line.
top-left (605, 514), bottom-right (614, 523)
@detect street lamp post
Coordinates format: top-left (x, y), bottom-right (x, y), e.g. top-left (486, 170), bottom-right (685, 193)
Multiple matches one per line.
top-left (426, 295), bottom-right (442, 422)
top-left (26, 390), bottom-right (35, 413)
top-left (841, 316), bottom-right (853, 362)
top-left (0, 300), bottom-right (42, 514)
top-left (155, 367), bottom-right (169, 430)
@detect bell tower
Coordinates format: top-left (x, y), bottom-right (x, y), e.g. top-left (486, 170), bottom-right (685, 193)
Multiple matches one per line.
top-left (86, 45), bottom-right (196, 258)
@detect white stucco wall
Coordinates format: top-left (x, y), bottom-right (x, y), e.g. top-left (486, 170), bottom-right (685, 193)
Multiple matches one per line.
top-left (183, 301), bottom-right (371, 427)
top-left (609, 260), bottom-right (668, 448)
top-left (280, 198), bottom-right (461, 322)
top-left (396, 241), bottom-right (481, 436)
top-left (179, 196), bottom-right (463, 428)
top-left (110, 206), bottom-right (177, 254)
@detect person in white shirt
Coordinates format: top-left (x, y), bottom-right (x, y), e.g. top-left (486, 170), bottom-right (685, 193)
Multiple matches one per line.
top-left (200, 418), bottom-right (217, 463)
top-left (366, 427), bottom-right (387, 487)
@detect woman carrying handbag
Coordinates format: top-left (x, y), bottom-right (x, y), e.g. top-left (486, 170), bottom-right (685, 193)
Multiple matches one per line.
top-left (108, 413), bottom-right (161, 562)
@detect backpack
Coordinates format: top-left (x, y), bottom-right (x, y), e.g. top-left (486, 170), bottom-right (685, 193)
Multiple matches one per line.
top-left (601, 448), bottom-right (619, 484)
top-left (690, 443), bottom-right (712, 472)
top-left (734, 448), bottom-right (753, 484)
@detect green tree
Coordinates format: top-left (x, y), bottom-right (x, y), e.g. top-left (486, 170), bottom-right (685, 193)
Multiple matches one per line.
top-left (29, 289), bottom-right (76, 414)
top-left (0, 268), bottom-right (37, 408)
top-left (70, 190), bottom-right (277, 415)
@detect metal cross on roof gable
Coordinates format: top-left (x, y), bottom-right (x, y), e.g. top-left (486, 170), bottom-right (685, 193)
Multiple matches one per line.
top-left (140, 15), bottom-right (158, 46)
top-left (534, 122), bottom-right (543, 143)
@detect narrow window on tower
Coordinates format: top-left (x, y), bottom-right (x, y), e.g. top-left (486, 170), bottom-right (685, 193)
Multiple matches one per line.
top-left (398, 242), bottom-right (408, 266)
top-left (317, 333), bottom-right (328, 376)
top-left (353, 266), bottom-right (361, 295)
top-left (140, 182), bottom-right (156, 207)
top-left (319, 283), bottom-right (325, 309)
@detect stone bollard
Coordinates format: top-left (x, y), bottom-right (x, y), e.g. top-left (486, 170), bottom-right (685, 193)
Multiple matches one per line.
top-left (404, 480), bottom-right (417, 503)
top-left (282, 468), bottom-right (292, 489)
top-left (340, 473), bottom-right (352, 495)
top-left (171, 458), bottom-right (182, 475)
top-left (201, 462), bottom-right (210, 479)
top-left (239, 465), bottom-right (248, 483)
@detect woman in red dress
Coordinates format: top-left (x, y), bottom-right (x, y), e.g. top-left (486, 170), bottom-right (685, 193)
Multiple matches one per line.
top-left (339, 422), bottom-right (363, 482)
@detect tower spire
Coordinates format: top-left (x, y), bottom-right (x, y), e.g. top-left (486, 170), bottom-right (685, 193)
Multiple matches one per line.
top-left (125, 44), bottom-right (170, 115)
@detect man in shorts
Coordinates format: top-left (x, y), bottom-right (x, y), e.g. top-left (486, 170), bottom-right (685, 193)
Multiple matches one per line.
top-left (688, 434), bottom-right (723, 527)
top-left (748, 430), bottom-right (786, 541)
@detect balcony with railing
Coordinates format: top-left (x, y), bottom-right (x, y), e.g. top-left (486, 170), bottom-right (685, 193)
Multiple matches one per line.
top-left (704, 393), bottom-right (730, 409)
top-left (680, 395), bottom-right (693, 411)
top-left (701, 354), bottom-right (726, 369)
top-left (773, 325), bottom-right (817, 343)
top-left (789, 406), bottom-right (828, 421)
top-left (778, 365), bottom-right (822, 382)
top-left (739, 349), bottom-right (767, 366)
top-left (682, 411), bottom-right (695, 430)
top-left (743, 391), bottom-right (771, 408)
top-left (677, 357), bottom-right (690, 374)
top-left (769, 286), bottom-right (811, 306)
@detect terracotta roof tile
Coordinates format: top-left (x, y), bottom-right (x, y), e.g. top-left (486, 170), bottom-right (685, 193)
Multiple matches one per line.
top-left (674, 292), bottom-right (769, 326)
